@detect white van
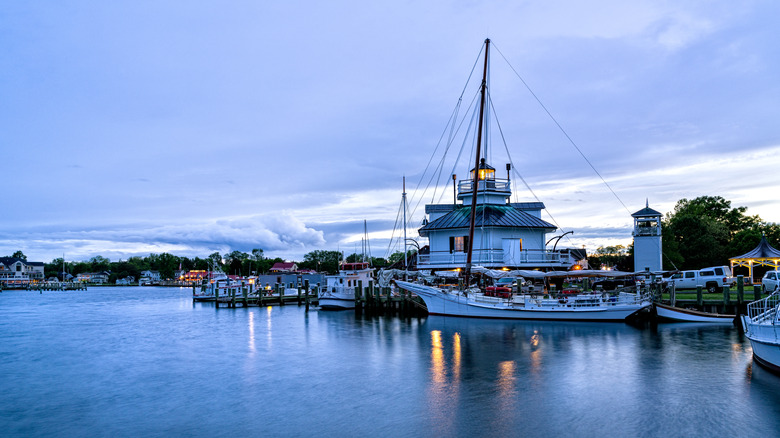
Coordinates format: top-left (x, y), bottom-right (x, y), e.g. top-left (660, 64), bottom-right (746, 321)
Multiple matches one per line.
top-left (669, 266), bottom-right (736, 293)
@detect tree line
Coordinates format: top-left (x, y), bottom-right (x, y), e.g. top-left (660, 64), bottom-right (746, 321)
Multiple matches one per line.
top-left (6, 248), bottom-right (416, 284)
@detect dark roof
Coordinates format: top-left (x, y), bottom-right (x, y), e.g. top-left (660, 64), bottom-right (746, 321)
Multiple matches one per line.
top-left (419, 204), bottom-right (556, 236)
top-left (631, 207), bottom-right (662, 218)
top-left (730, 235), bottom-right (780, 260)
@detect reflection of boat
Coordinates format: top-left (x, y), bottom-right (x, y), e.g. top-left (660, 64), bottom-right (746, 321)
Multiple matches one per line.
top-left (655, 302), bottom-right (735, 324)
top-left (393, 39), bottom-right (651, 321)
top-left (319, 262), bottom-right (373, 310)
top-left (741, 293), bottom-right (780, 373)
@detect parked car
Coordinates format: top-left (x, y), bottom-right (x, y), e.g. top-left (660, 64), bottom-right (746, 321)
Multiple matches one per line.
top-left (668, 266), bottom-right (736, 293)
top-left (762, 270), bottom-right (779, 293)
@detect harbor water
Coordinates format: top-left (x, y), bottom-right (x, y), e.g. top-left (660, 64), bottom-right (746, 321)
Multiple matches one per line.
top-left (1, 286), bottom-right (779, 437)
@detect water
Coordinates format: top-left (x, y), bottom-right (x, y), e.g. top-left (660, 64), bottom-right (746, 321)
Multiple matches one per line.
top-left (1, 286), bottom-right (779, 437)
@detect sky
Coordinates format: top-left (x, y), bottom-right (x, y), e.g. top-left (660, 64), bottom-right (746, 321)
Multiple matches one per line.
top-left (2, 1), bottom-right (780, 264)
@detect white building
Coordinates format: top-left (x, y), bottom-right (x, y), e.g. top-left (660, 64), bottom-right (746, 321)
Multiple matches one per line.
top-left (139, 270), bottom-right (161, 285)
top-left (632, 202), bottom-right (663, 272)
top-left (415, 159), bottom-right (584, 271)
top-left (0, 257), bottom-right (45, 287)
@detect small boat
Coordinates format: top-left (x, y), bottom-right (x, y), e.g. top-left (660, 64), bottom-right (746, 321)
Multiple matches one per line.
top-left (319, 262), bottom-right (373, 310)
top-left (192, 270), bottom-right (230, 302)
top-left (654, 302), bottom-right (735, 324)
top-left (741, 293), bottom-right (780, 373)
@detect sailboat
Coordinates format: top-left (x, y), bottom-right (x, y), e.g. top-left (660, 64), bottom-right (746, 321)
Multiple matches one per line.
top-left (394, 39), bottom-right (652, 321)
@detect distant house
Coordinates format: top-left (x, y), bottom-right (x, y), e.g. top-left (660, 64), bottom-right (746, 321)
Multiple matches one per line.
top-left (0, 257), bottom-right (45, 287)
top-left (270, 262), bottom-right (298, 273)
top-left (116, 276), bottom-right (135, 285)
top-left (76, 271), bottom-right (110, 284)
top-left (139, 270), bottom-right (161, 285)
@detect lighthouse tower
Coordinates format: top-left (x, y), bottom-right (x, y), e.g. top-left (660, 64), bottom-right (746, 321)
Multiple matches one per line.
top-left (632, 201), bottom-right (663, 272)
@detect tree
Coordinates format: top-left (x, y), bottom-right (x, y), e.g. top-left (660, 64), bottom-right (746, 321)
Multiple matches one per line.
top-left (588, 245), bottom-right (633, 271)
top-left (224, 250), bottom-right (250, 275)
top-left (89, 255), bottom-right (111, 272)
top-left (11, 251), bottom-right (26, 261)
top-left (300, 250), bottom-right (342, 274)
top-left (663, 196), bottom-right (768, 270)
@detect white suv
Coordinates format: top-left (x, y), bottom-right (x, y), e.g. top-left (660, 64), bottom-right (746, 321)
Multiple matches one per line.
top-left (762, 270), bottom-right (779, 293)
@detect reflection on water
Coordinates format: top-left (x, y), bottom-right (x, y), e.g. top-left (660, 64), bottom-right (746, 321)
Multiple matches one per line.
top-left (1, 287), bottom-right (779, 437)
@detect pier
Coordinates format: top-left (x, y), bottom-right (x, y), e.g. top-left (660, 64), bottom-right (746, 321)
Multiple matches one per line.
top-left (22, 282), bottom-right (87, 292)
top-left (664, 275), bottom-right (763, 316)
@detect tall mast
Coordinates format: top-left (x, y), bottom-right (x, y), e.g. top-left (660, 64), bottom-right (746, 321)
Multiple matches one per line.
top-left (403, 176), bottom-right (408, 270)
top-left (465, 38), bottom-right (490, 286)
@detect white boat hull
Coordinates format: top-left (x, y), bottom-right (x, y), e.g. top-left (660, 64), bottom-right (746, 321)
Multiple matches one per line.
top-left (395, 281), bottom-right (650, 321)
top-left (318, 289), bottom-right (356, 310)
top-left (319, 296), bottom-right (355, 310)
top-left (655, 303), bottom-right (734, 324)
top-left (741, 315), bottom-right (780, 373)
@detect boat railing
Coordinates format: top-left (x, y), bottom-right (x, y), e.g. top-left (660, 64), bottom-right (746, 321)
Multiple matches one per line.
top-left (745, 293), bottom-right (780, 323)
top-left (458, 178), bottom-right (510, 193)
top-left (418, 249), bottom-right (571, 266)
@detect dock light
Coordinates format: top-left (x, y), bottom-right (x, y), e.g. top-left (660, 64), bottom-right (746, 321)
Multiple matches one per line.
top-left (570, 265), bottom-right (583, 271)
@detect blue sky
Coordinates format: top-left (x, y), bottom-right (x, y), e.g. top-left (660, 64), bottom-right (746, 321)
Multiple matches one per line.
top-left (2, 1), bottom-right (780, 264)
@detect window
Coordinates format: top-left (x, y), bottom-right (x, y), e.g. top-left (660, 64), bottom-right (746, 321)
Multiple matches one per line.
top-left (684, 272), bottom-right (695, 279)
top-left (449, 236), bottom-right (469, 253)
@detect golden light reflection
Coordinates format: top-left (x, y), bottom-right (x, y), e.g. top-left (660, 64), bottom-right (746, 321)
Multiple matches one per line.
top-left (453, 332), bottom-right (461, 382)
top-left (266, 306), bottom-right (273, 348)
top-left (431, 330), bottom-right (445, 384)
top-left (498, 360), bottom-right (516, 395)
top-left (530, 330), bottom-right (542, 374)
top-left (248, 310), bottom-right (256, 354)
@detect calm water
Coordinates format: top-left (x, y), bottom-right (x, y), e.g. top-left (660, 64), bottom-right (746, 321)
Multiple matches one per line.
top-left (1, 286), bottom-right (779, 437)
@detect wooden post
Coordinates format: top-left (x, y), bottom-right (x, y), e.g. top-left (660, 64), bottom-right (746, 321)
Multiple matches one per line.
top-left (242, 281), bottom-right (248, 307)
top-left (304, 279), bottom-right (310, 311)
top-left (354, 280), bottom-right (361, 311)
top-left (723, 286), bottom-right (730, 306)
top-left (737, 276), bottom-right (744, 305)
top-left (696, 286), bottom-right (703, 308)
top-left (358, 280), bottom-right (364, 311)
top-left (231, 287), bottom-right (236, 308)
top-left (670, 282), bottom-right (676, 307)
top-left (276, 283), bottom-right (283, 306)
top-left (297, 284), bottom-right (302, 306)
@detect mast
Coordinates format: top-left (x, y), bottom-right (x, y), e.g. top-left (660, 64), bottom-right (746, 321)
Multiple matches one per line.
top-left (403, 176), bottom-right (408, 270)
top-left (464, 38), bottom-right (490, 286)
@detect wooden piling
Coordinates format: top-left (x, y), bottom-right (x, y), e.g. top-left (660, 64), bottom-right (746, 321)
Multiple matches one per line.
top-left (737, 276), bottom-right (744, 305)
top-left (304, 279), bottom-right (310, 311)
top-left (696, 286), bottom-right (703, 308)
top-left (754, 285), bottom-right (762, 302)
top-left (723, 286), bottom-right (730, 306)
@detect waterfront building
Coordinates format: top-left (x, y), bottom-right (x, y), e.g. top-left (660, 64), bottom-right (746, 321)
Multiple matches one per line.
top-left (270, 262), bottom-right (298, 273)
top-left (139, 270), bottom-right (161, 285)
top-left (415, 159), bottom-right (584, 271)
top-left (76, 271), bottom-right (109, 284)
top-left (632, 201), bottom-right (663, 272)
top-left (0, 257), bottom-right (44, 287)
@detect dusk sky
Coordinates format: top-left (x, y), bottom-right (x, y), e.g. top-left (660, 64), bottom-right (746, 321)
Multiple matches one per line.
top-left (3, 1), bottom-right (780, 264)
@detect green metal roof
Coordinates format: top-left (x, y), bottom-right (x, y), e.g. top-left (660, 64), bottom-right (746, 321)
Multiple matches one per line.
top-left (419, 204), bottom-right (556, 236)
